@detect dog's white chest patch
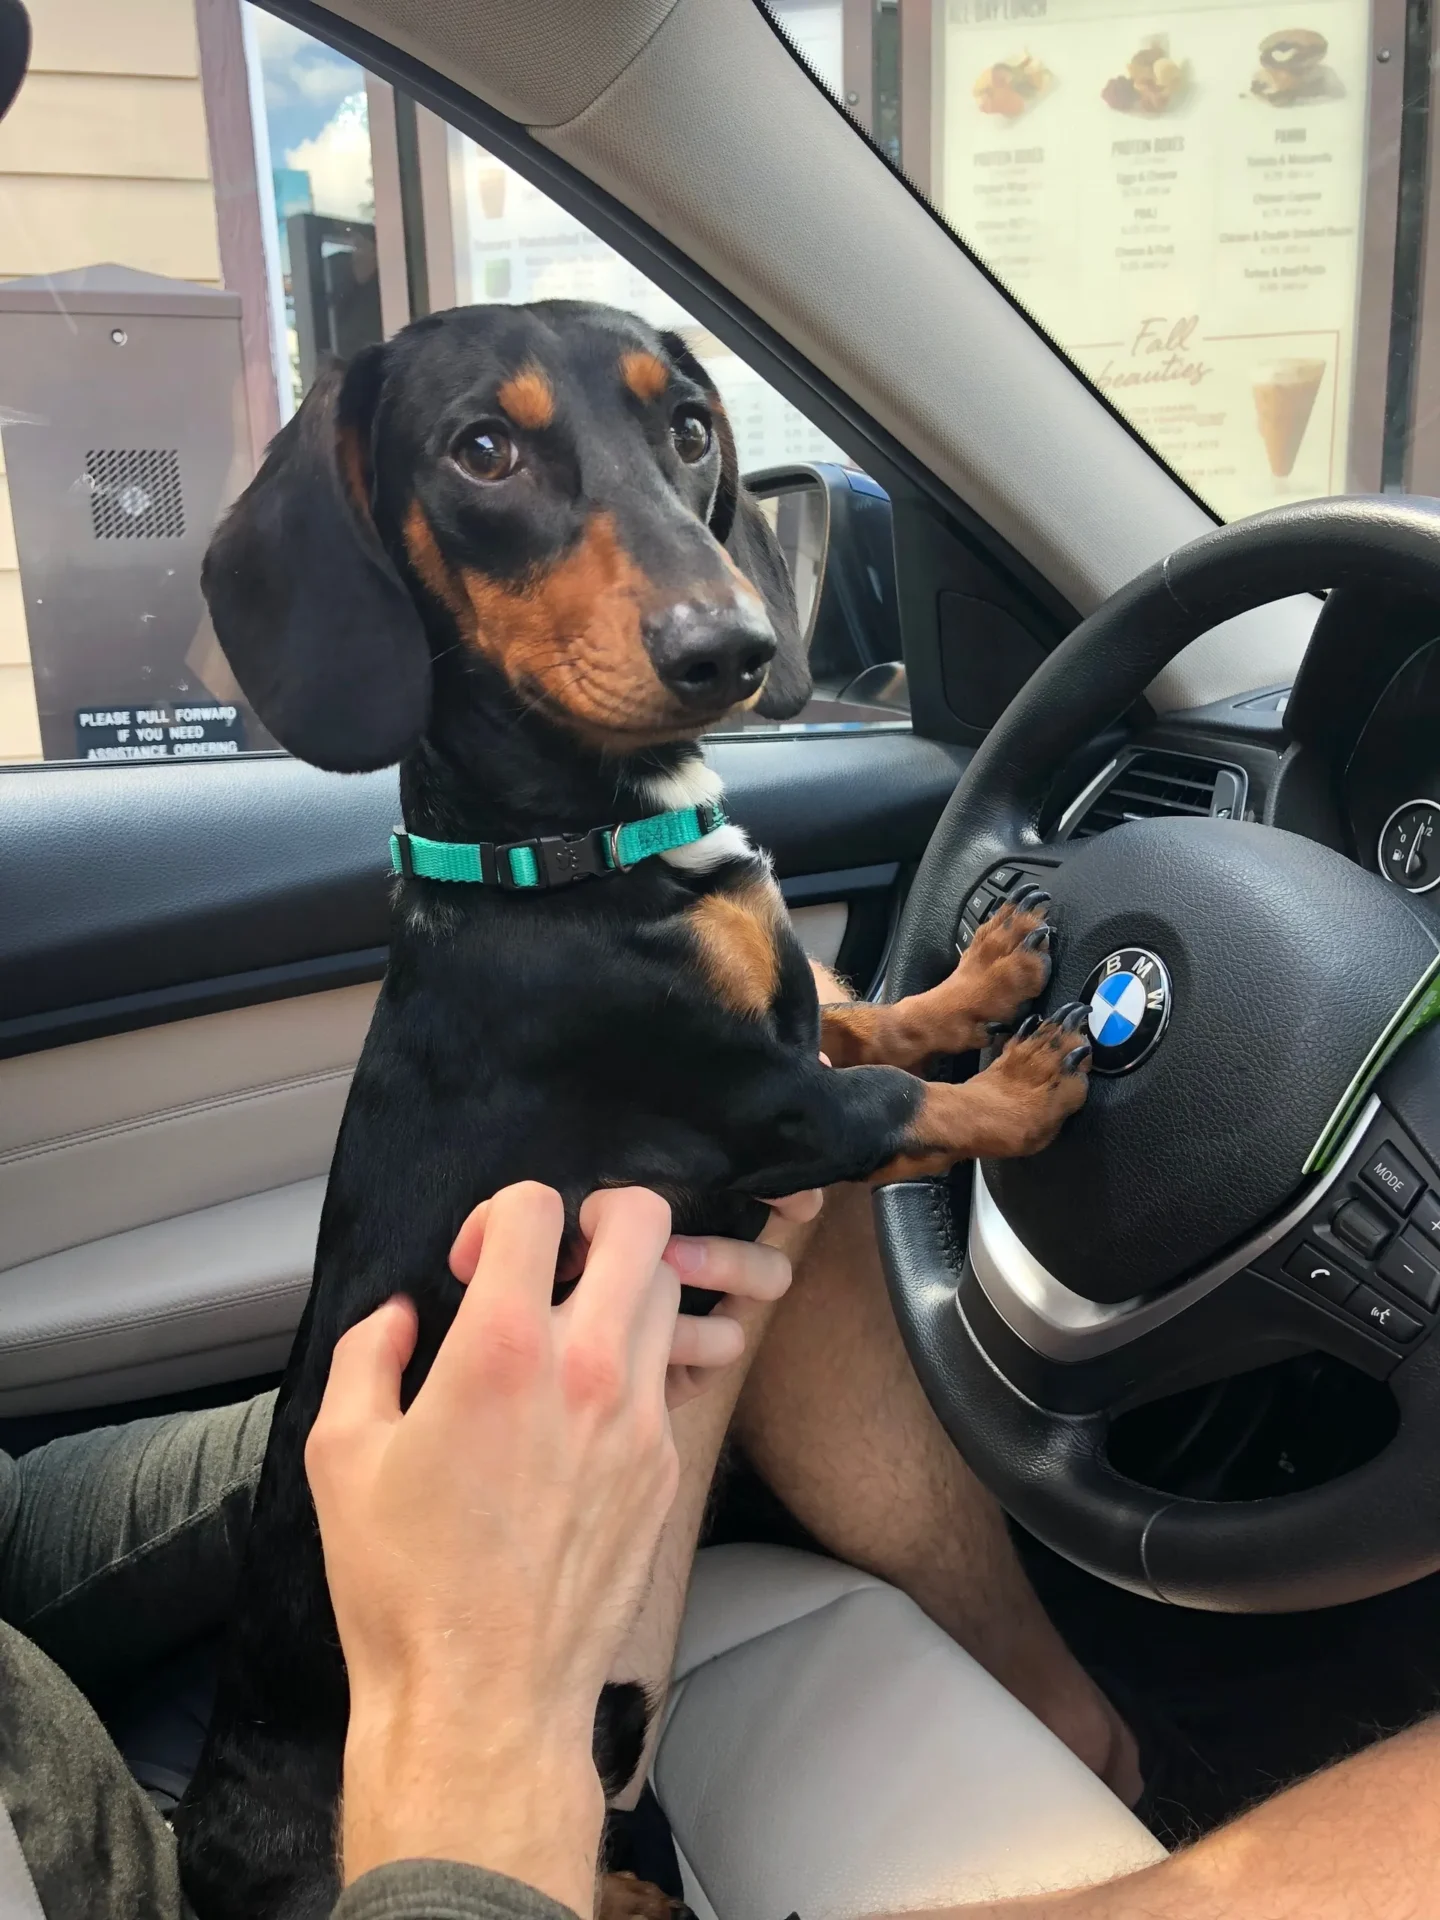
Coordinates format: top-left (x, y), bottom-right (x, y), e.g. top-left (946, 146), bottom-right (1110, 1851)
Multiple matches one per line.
top-left (638, 759), bottom-right (757, 872)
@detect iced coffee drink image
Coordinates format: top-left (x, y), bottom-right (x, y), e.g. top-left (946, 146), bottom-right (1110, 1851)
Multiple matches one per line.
top-left (1252, 358), bottom-right (1326, 477)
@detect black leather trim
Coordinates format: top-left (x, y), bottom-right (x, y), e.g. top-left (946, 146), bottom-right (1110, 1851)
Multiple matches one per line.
top-left (0, 732), bottom-right (966, 1052)
top-left (0, 948), bottom-right (390, 1058)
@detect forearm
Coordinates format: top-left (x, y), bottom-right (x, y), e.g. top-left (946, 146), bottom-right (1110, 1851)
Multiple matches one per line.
top-left (342, 1686), bottom-right (605, 1919)
top-left (897, 1717), bottom-right (1440, 1920)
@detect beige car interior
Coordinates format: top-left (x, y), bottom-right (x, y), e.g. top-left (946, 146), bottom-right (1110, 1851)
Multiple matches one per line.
top-left (0, 0), bottom-right (1290, 1904)
top-left (663, 1547), bottom-right (1164, 1916)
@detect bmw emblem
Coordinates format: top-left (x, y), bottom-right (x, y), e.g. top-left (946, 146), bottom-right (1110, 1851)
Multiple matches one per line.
top-left (1080, 948), bottom-right (1171, 1074)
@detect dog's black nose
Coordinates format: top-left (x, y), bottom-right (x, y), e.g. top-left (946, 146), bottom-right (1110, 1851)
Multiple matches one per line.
top-left (646, 601), bottom-right (776, 710)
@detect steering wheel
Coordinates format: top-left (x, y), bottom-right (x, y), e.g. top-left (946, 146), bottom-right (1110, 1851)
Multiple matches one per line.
top-left (876, 496), bottom-right (1440, 1612)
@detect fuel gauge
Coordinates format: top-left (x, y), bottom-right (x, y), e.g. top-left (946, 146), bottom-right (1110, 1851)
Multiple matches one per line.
top-left (1378, 799), bottom-right (1440, 894)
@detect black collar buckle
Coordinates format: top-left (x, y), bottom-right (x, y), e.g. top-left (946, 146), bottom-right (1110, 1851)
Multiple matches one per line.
top-left (498, 828), bottom-right (613, 890)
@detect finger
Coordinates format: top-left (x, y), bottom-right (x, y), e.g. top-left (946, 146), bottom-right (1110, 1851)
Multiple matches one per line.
top-left (664, 1236), bottom-right (793, 1302)
top-left (668, 1312), bottom-right (746, 1372)
top-left (448, 1197), bottom-right (492, 1281)
top-left (763, 1189), bottom-right (824, 1224)
top-left (567, 1190), bottom-right (679, 1421)
top-left (569, 1188), bottom-right (675, 1342)
top-left (631, 1249), bottom-right (684, 1415)
top-left (309, 1296), bottom-right (418, 1459)
top-left (430, 1183), bottom-right (565, 1395)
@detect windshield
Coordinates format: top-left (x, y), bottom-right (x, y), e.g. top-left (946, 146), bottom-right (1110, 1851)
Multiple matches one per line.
top-left (767, 0), bottom-right (1436, 520)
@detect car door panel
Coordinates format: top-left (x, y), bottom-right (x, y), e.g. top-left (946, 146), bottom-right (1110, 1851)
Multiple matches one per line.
top-left (0, 731), bottom-right (967, 1415)
top-left (0, 984), bottom-right (377, 1271)
top-left (0, 1180), bottom-right (326, 1418)
top-left (0, 733), bottom-right (967, 1055)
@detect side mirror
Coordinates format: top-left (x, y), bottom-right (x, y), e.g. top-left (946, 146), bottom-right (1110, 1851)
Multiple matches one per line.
top-left (746, 463), bottom-right (906, 718)
top-left (0, 0), bottom-right (30, 125)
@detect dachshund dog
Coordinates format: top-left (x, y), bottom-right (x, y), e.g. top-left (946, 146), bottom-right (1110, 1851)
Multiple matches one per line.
top-left (173, 300), bottom-right (1091, 1920)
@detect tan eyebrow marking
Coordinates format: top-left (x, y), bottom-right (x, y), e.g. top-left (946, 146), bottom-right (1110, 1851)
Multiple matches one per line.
top-left (496, 364), bottom-right (555, 430)
top-left (620, 350), bottom-right (670, 403)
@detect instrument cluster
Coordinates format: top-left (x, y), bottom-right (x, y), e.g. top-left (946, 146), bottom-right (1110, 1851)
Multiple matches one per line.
top-left (1345, 636), bottom-right (1440, 896)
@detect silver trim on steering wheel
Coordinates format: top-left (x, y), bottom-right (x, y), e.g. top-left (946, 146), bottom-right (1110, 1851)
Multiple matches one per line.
top-left (964, 1093), bottom-right (1381, 1361)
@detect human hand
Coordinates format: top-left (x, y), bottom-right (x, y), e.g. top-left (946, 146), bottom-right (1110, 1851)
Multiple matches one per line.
top-left (660, 1189), bottom-right (821, 1406)
top-left (449, 1188), bottom-right (820, 1412)
top-left (306, 1181), bottom-right (683, 1910)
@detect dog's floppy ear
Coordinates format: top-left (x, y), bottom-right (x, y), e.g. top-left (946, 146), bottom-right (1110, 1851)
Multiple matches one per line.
top-left (661, 332), bottom-right (812, 722)
top-left (202, 346), bottom-right (431, 772)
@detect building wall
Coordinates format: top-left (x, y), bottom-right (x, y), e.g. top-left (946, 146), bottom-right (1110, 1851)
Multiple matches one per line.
top-left (0, 0), bottom-right (221, 761)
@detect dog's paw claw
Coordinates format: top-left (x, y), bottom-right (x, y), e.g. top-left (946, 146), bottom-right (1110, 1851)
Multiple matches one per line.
top-left (1021, 926), bottom-right (1052, 952)
top-left (1008, 883), bottom-right (1052, 914)
top-left (1062, 1041), bottom-right (1092, 1074)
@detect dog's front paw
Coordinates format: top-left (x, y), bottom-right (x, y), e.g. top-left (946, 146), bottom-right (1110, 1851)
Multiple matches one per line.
top-left (935, 883), bottom-right (1054, 1049)
top-left (981, 1001), bottom-right (1091, 1155)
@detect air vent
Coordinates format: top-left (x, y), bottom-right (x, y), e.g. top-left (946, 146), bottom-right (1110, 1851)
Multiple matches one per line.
top-left (1068, 750), bottom-right (1247, 839)
top-left (85, 449), bottom-right (185, 540)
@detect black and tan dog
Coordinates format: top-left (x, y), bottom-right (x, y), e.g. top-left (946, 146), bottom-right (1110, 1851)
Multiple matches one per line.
top-left (173, 300), bottom-right (1091, 1920)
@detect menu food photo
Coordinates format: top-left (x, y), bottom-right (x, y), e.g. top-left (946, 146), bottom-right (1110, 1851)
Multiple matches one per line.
top-left (940, 0), bottom-right (1371, 517)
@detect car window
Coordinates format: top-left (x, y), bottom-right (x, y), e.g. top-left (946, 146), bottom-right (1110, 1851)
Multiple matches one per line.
top-left (765, 0), bottom-right (1439, 521)
top-left (0, 3), bottom-right (885, 770)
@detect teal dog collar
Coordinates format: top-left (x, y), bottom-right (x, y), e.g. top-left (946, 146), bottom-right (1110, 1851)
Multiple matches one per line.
top-left (390, 801), bottom-right (727, 891)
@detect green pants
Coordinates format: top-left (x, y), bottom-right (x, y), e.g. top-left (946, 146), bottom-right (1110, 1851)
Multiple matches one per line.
top-left (0, 1391), bottom-right (275, 1918)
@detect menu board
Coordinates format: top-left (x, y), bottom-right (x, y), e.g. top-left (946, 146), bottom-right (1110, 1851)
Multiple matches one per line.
top-left (941, 0), bottom-right (1372, 518)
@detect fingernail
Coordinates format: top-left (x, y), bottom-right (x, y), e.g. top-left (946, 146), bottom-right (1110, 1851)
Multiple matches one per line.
top-left (666, 1238), bottom-right (707, 1274)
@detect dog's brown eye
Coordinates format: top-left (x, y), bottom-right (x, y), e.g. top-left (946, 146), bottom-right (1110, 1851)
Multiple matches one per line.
top-left (671, 409), bottom-right (712, 464)
top-left (453, 426), bottom-right (519, 483)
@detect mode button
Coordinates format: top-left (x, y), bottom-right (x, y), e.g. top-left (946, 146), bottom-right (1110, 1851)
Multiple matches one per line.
top-left (1361, 1142), bottom-right (1424, 1216)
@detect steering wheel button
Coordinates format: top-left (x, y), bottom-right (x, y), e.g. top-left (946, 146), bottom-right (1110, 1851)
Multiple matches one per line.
top-left (1346, 1284), bottom-right (1422, 1343)
top-left (1282, 1243), bottom-right (1358, 1305)
top-left (1360, 1142), bottom-right (1424, 1214)
top-left (1376, 1234), bottom-right (1440, 1311)
top-left (988, 866), bottom-right (1020, 891)
top-left (1411, 1190), bottom-right (1440, 1251)
top-left (965, 886), bottom-right (995, 923)
top-left (1331, 1199), bottom-right (1392, 1259)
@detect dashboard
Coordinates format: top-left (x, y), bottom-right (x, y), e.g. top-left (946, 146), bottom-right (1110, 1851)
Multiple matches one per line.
top-left (1058, 619), bottom-right (1440, 911)
top-left (1346, 635), bottom-right (1440, 895)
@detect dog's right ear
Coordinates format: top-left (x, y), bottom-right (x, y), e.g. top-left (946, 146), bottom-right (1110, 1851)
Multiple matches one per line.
top-left (202, 346), bottom-right (431, 772)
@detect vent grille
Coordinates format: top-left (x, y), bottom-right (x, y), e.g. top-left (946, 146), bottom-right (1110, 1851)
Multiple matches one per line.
top-left (85, 449), bottom-right (185, 540)
top-left (1070, 750), bottom-right (1245, 838)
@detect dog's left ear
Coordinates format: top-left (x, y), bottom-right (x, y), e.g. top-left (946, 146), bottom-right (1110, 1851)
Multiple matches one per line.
top-left (661, 333), bottom-right (812, 721)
